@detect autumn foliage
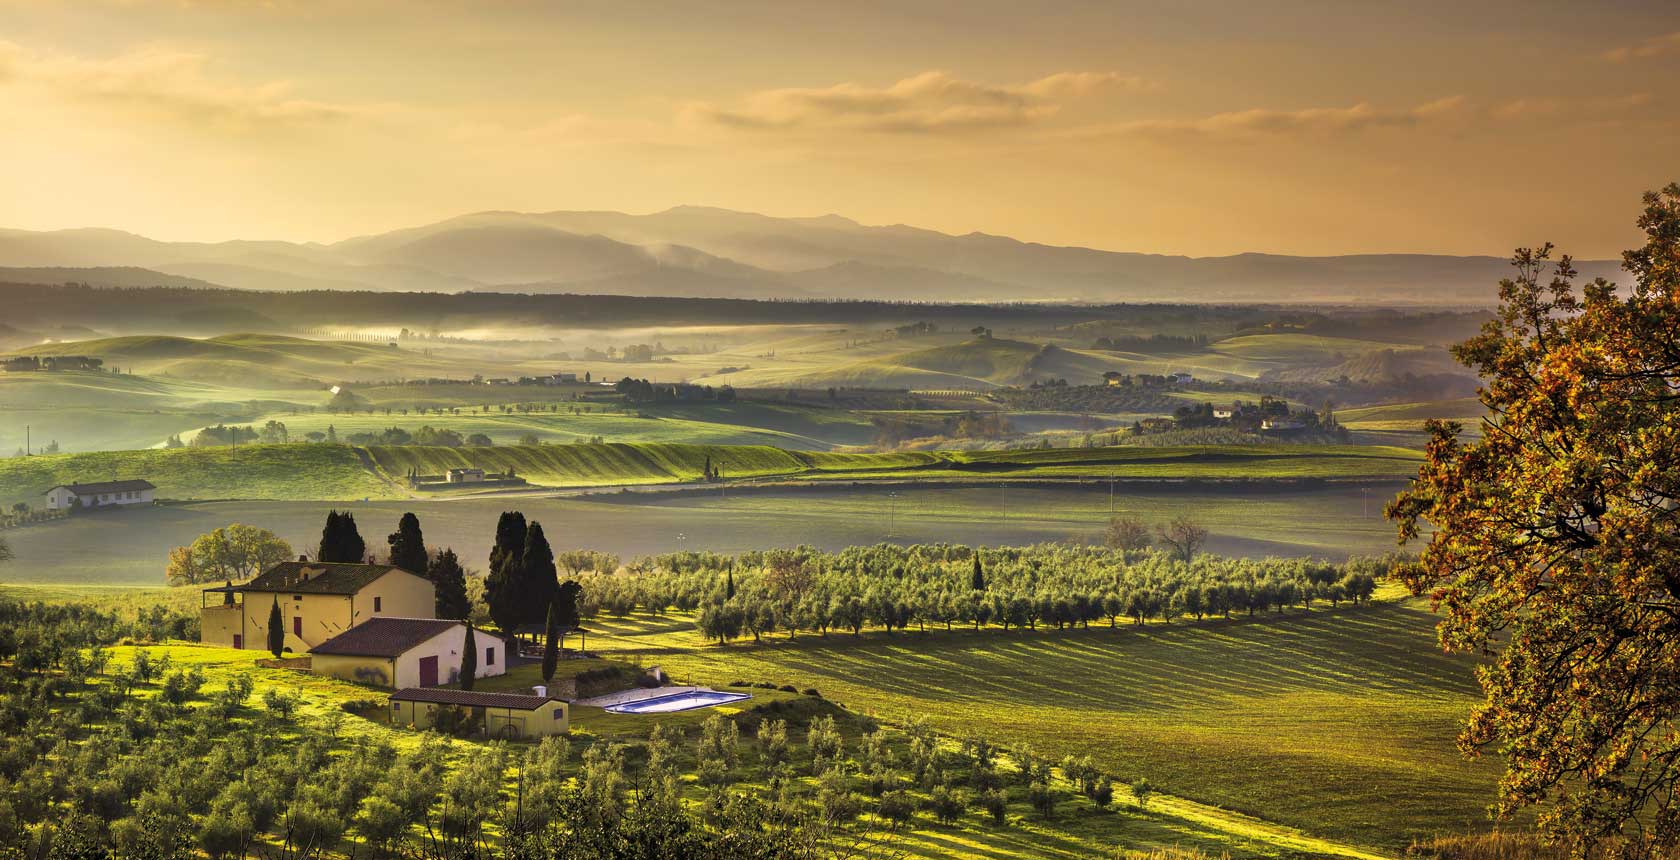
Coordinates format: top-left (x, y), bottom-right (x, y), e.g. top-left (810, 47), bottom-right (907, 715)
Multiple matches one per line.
top-left (1389, 184), bottom-right (1680, 856)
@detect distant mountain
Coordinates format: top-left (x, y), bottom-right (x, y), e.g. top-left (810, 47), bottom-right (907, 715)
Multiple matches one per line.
top-left (0, 208), bottom-right (1627, 304)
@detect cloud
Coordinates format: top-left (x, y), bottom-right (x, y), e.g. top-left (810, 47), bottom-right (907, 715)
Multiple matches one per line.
top-left (684, 70), bottom-right (1152, 134)
top-left (1107, 96), bottom-right (1468, 139)
top-left (1602, 31), bottom-right (1680, 62)
top-left (1492, 93), bottom-right (1651, 120)
top-left (0, 40), bottom-right (361, 130)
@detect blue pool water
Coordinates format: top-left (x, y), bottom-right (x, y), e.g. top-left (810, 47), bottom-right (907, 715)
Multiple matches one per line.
top-left (605, 689), bottom-right (751, 714)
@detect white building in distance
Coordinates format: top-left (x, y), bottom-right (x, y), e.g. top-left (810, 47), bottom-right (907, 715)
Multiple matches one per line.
top-left (45, 479), bottom-right (156, 510)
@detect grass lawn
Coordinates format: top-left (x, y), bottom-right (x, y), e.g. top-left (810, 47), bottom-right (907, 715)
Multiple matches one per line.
top-left (0, 483), bottom-right (1411, 586)
top-left (579, 599), bottom-right (1500, 854)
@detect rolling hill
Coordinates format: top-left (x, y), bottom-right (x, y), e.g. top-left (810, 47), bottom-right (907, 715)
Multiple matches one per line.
top-left (0, 207), bottom-right (1626, 303)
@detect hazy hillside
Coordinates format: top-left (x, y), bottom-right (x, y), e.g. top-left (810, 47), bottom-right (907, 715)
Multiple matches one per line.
top-left (0, 207), bottom-right (1625, 304)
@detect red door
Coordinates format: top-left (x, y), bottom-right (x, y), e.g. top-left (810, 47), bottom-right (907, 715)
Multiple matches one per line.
top-left (292, 617), bottom-right (302, 638)
top-left (418, 655), bottom-right (439, 687)
top-left (232, 634), bottom-right (243, 649)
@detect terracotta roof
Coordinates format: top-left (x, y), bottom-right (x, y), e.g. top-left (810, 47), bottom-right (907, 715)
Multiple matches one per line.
top-left (391, 687), bottom-right (555, 710)
top-left (237, 561), bottom-right (412, 596)
top-left (50, 479), bottom-right (155, 495)
top-left (309, 617), bottom-right (461, 657)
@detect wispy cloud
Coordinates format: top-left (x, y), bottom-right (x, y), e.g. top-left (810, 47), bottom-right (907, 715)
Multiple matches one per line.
top-left (1104, 96), bottom-right (1467, 140)
top-left (684, 70), bottom-right (1154, 134)
top-left (0, 40), bottom-right (362, 131)
top-left (1602, 31), bottom-right (1680, 62)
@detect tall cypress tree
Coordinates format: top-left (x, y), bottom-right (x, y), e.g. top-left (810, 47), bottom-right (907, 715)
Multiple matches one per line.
top-left (460, 625), bottom-right (477, 691)
top-left (387, 512), bottom-right (428, 573)
top-left (428, 548), bottom-right (471, 621)
top-left (522, 522), bottom-right (559, 627)
top-left (726, 568), bottom-right (736, 599)
top-left (266, 597), bottom-right (284, 657)
top-left (484, 512), bottom-right (528, 633)
top-left (971, 555), bottom-right (986, 591)
top-left (541, 600), bottom-right (560, 684)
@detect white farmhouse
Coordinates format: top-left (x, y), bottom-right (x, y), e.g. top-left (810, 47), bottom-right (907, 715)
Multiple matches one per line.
top-left (309, 617), bottom-right (508, 689)
top-left (44, 479), bottom-right (156, 510)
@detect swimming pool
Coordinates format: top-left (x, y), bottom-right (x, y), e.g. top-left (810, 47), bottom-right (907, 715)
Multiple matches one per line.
top-left (604, 689), bottom-right (751, 714)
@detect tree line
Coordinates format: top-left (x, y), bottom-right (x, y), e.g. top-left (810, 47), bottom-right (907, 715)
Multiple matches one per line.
top-left (550, 543), bottom-right (1389, 645)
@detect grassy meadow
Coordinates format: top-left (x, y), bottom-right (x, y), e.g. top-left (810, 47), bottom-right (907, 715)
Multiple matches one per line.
top-left (0, 483), bottom-right (1409, 586)
top-left (582, 597), bottom-right (1497, 853)
top-left (0, 439), bottom-right (1423, 509)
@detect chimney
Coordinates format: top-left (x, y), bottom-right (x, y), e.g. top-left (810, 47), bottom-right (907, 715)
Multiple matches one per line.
top-left (532, 685), bottom-right (548, 699)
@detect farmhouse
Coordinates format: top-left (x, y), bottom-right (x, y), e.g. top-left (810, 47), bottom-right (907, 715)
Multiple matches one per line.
top-left (1170, 371), bottom-right (1194, 384)
top-left (200, 561), bottom-right (435, 653)
top-left (445, 468), bottom-right (486, 483)
top-left (389, 688), bottom-right (568, 738)
top-left (44, 479), bottom-right (156, 510)
top-left (310, 617), bottom-right (507, 689)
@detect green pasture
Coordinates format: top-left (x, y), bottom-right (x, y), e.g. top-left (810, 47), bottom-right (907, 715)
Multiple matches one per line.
top-left (585, 600), bottom-right (1498, 853)
top-left (0, 483), bottom-right (1411, 586)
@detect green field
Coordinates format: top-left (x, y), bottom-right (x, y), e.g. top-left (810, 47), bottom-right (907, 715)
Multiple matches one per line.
top-left (584, 599), bottom-right (1498, 854)
top-left (0, 441), bottom-right (1422, 508)
top-left (0, 483), bottom-right (1409, 586)
top-left (1337, 398), bottom-right (1486, 432)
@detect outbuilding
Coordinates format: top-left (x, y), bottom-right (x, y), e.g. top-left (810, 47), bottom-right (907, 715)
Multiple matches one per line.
top-left (309, 617), bottom-right (507, 689)
top-left (389, 688), bottom-right (569, 738)
top-left (44, 479), bottom-right (155, 510)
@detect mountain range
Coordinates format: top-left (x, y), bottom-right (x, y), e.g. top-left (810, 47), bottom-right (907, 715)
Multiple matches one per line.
top-left (0, 206), bottom-right (1624, 304)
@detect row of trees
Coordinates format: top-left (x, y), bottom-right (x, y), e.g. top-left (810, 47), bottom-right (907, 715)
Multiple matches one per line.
top-left (518, 543), bottom-right (1388, 645)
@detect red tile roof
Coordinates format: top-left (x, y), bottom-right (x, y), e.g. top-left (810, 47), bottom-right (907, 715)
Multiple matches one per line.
top-left (309, 617), bottom-right (463, 657)
top-left (391, 687), bottom-right (555, 710)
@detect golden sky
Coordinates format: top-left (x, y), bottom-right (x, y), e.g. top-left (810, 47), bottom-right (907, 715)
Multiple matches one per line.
top-left (1, 0), bottom-right (1677, 257)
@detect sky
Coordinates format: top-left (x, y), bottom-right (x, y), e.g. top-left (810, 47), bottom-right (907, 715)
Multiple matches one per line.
top-left (1, 0), bottom-right (1677, 257)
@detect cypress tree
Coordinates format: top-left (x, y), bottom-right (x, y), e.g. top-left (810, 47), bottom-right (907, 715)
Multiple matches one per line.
top-left (541, 600), bottom-right (560, 683)
top-left (460, 625), bottom-right (477, 691)
top-left (971, 555), bottom-right (986, 591)
top-left (267, 597), bottom-right (284, 657)
top-left (317, 510), bottom-right (368, 564)
top-left (387, 512), bottom-right (428, 573)
top-left (522, 522), bottom-right (558, 627)
top-left (485, 512), bottom-right (528, 633)
top-left (726, 568), bottom-right (736, 599)
top-left (428, 548), bottom-right (471, 621)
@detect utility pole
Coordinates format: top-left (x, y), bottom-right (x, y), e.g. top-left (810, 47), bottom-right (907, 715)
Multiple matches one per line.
top-left (25, 425), bottom-right (29, 456)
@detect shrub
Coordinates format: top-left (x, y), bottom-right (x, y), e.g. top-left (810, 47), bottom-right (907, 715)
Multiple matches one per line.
top-left (802, 688), bottom-right (821, 698)
top-left (1028, 780), bottom-right (1056, 818)
top-left (928, 785), bottom-right (965, 824)
top-left (877, 790), bottom-right (916, 829)
top-left (979, 788), bottom-right (1008, 824)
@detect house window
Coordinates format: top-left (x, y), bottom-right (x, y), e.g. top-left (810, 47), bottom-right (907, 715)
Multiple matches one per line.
top-left (485, 647), bottom-right (495, 666)
top-left (553, 710), bottom-right (564, 721)
top-left (373, 596), bottom-right (382, 612)
top-left (391, 702), bottom-right (401, 712)
top-left (291, 594), bottom-right (302, 601)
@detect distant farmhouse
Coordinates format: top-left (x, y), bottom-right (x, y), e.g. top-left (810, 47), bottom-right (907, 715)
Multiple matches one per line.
top-left (446, 468), bottom-right (486, 484)
top-left (310, 616), bottom-right (507, 689)
top-left (201, 561), bottom-right (435, 652)
top-left (45, 479), bottom-right (155, 510)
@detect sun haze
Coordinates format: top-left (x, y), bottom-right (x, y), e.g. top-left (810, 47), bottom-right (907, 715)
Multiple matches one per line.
top-left (2, 0), bottom-right (1676, 256)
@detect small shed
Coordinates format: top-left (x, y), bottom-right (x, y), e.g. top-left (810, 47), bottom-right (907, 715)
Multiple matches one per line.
top-left (390, 687), bottom-right (569, 738)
